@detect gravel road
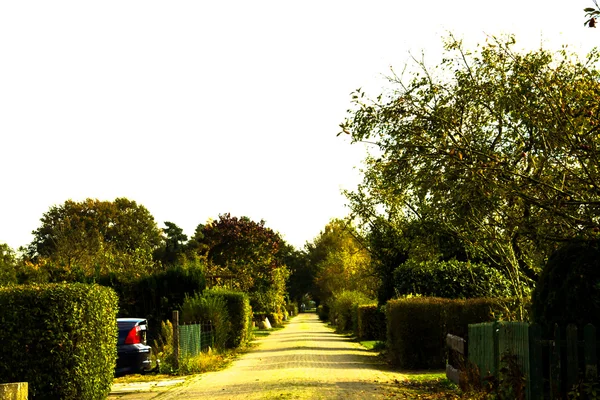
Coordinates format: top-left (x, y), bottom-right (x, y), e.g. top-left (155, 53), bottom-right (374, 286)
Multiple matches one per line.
top-left (157, 312), bottom-right (410, 399)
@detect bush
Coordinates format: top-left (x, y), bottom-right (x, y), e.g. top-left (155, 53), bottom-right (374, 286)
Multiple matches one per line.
top-left (203, 288), bottom-right (252, 349)
top-left (100, 263), bottom-right (206, 336)
top-left (386, 296), bottom-right (500, 369)
top-left (357, 304), bottom-right (386, 340)
top-left (0, 283), bottom-right (118, 399)
top-left (532, 240), bottom-right (600, 331)
top-left (181, 293), bottom-right (230, 350)
top-left (317, 304), bottom-right (328, 321)
top-left (151, 320), bottom-right (176, 373)
top-left (329, 291), bottom-right (373, 333)
top-left (393, 259), bottom-right (515, 299)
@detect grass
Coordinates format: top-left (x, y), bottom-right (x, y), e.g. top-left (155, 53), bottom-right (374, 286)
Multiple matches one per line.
top-left (358, 340), bottom-right (386, 351)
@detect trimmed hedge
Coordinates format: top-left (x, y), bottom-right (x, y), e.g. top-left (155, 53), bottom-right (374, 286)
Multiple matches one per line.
top-left (386, 297), bottom-right (501, 369)
top-left (0, 283), bottom-right (118, 399)
top-left (328, 291), bottom-right (373, 333)
top-left (203, 288), bottom-right (252, 348)
top-left (357, 304), bottom-right (386, 340)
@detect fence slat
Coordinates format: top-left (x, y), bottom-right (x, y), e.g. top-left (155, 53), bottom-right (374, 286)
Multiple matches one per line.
top-left (529, 323), bottom-right (543, 400)
top-left (584, 324), bottom-right (597, 381)
top-left (550, 324), bottom-right (561, 399)
top-left (566, 325), bottom-right (578, 391)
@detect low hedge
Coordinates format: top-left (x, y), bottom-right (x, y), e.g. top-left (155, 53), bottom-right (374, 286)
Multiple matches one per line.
top-left (357, 304), bottom-right (386, 340)
top-left (0, 283), bottom-right (118, 399)
top-left (386, 297), bottom-right (501, 369)
top-left (329, 291), bottom-right (373, 333)
top-left (204, 288), bottom-right (252, 348)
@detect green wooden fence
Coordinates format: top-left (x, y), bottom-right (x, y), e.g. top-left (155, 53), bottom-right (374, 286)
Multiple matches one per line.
top-left (465, 322), bottom-right (599, 400)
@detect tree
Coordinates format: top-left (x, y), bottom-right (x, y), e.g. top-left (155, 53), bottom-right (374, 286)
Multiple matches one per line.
top-left (155, 221), bottom-right (189, 266)
top-left (27, 198), bottom-right (163, 280)
top-left (305, 219), bottom-right (378, 305)
top-left (0, 243), bottom-right (17, 285)
top-left (341, 36), bottom-right (600, 312)
top-left (188, 214), bottom-right (289, 314)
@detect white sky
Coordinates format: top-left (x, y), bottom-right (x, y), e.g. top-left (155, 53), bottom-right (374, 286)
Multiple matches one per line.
top-left (0, 1), bottom-right (598, 250)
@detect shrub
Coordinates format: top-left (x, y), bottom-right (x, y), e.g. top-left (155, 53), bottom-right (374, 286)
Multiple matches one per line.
top-left (329, 291), bottom-right (373, 333)
top-left (0, 283), bottom-right (118, 399)
top-left (357, 304), bottom-right (386, 340)
top-left (532, 240), bottom-right (600, 331)
top-left (317, 304), bottom-right (328, 321)
top-left (100, 263), bottom-right (206, 335)
top-left (181, 293), bottom-right (230, 350)
top-left (204, 288), bottom-right (252, 349)
top-left (386, 296), bottom-right (500, 369)
top-left (393, 259), bottom-right (515, 299)
top-left (152, 320), bottom-right (176, 373)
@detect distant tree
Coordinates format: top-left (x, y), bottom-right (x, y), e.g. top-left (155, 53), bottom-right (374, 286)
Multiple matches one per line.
top-left (283, 245), bottom-right (314, 304)
top-left (188, 214), bottom-right (289, 314)
top-left (0, 243), bottom-right (17, 285)
top-left (155, 221), bottom-right (188, 266)
top-left (306, 219), bottom-right (378, 305)
top-left (26, 198), bottom-right (163, 280)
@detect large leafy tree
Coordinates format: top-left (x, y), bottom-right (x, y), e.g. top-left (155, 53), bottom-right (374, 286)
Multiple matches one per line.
top-left (188, 213), bottom-right (289, 313)
top-left (26, 198), bottom-right (163, 280)
top-left (341, 36), bottom-right (600, 308)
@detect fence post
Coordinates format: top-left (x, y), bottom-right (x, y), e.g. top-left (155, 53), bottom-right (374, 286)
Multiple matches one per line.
top-left (566, 325), bottom-right (578, 391)
top-left (172, 310), bottom-right (179, 370)
top-left (584, 324), bottom-right (597, 382)
top-left (529, 323), bottom-right (543, 400)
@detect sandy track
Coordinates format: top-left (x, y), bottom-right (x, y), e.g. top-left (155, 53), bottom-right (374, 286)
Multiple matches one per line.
top-left (158, 313), bottom-right (409, 399)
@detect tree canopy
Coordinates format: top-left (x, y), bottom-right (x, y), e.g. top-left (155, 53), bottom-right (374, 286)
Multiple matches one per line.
top-left (341, 36), bottom-right (600, 302)
top-left (26, 198), bottom-right (163, 280)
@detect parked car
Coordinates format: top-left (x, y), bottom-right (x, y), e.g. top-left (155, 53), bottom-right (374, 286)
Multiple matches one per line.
top-left (115, 318), bottom-right (153, 376)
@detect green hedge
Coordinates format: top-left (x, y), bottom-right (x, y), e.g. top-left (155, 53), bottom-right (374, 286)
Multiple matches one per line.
top-left (357, 304), bottom-right (386, 340)
top-left (386, 297), bottom-right (501, 369)
top-left (203, 288), bottom-right (252, 349)
top-left (0, 283), bottom-right (118, 399)
top-left (328, 291), bottom-right (373, 333)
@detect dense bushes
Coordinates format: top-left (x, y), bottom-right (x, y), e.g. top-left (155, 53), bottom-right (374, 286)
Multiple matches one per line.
top-left (393, 259), bottom-right (515, 299)
top-left (532, 240), bottom-right (600, 331)
top-left (181, 293), bottom-right (230, 350)
top-left (100, 263), bottom-right (206, 334)
top-left (357, 304), bottom-right (386, 340)
top-left (203, 288), bottom-right (253, 348)
top-left (386, 297), bottom-right (501, 369)
top-left (328, 290), bottom-right (373, 333)
top-left (0, 283), bottom-right (118, 399)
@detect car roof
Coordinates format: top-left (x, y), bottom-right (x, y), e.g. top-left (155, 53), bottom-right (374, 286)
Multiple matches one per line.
top-left (117, 318), bottom-right (147, 324)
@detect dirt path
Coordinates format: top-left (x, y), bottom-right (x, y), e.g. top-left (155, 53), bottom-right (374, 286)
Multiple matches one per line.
top-left (157, 313), bottom-right (411, 399)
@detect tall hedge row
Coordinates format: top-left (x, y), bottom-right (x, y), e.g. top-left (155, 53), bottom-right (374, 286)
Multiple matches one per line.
top-left (357, 304), bottom-right (386, 340)
top-left (203, 288), bottom-right (253, 349)
top-left (0, 283), bottom-right (118, 399)
top-left (386, 297), bottom-right (502, 369)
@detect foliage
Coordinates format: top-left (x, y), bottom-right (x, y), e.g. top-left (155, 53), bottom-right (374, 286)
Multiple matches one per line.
top-left (584, 1), bottom-right (600, 27)
top-left (393, 259), bottom-right (515, 299)
top-left (385, 297), bottom-right (500, 369)
top-left (155, 221), bottom-right (189, 267)
top-left (189, 214), bottom-right (289, 316)
top-left (306, 219), bottom-right (378, 306)
top-left (328, 290), bottom-right (373, 333)
top-left (202, 288), bottom-right (253, 349)
top-left (181, 292), bottom-right (230, 350)
top-left (100, 262), bottom-right (206, 333)
top-left (26, 198), bottom-right (163, 281)
top-left (152, 320), bottom-right (176, 374)
top-left (531, 239), bottom-right (600, 330)
top-left (357, 304), bottom-right (386, 340)
top-left (0, 283), bottom-right (118, 399)
top-left (0, 243), bottom-right (17, 285)
top-left (342, 35), bottom-right (600, 311)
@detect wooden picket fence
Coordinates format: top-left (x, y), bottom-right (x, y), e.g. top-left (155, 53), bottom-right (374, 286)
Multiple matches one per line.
top-left (448, 322), bottom-right (599, 400)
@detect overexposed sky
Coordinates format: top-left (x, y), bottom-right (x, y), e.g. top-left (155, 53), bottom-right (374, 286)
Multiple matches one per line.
top-left (0, 1), bottom-right (597, 250)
